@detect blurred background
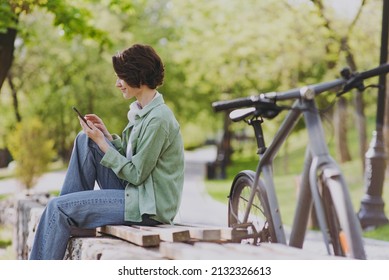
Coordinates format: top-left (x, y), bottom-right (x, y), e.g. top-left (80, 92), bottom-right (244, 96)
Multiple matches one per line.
top-left (0, 0), bottom-right (383, 163)
top-left (1, 0), bottom-right (389, 258)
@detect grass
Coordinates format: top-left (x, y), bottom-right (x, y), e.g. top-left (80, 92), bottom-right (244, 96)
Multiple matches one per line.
top-left (0, 239), bottom-right (11, 248)
top-left (0, 224), bottom-right (14, 260)
top-left (204, 129), bottom-right (389, 242)
top-left (363, 224), bottom-right (389, 241)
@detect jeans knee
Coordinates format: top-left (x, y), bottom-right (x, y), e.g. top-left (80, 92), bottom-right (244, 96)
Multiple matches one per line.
top-left (75, 131), bottom-right (88, 145)
top-left (75, 130), bottom-right (101, 152)
top-left (46, 197), bottom-right (60, 214)
top-left (45, 196), bottom-right (74, 226)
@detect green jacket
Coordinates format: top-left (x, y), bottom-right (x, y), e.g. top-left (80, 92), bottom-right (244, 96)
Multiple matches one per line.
top-left (100, 94), bottom-right (185, 224)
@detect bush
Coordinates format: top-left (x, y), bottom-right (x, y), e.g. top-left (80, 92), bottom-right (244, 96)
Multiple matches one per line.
top-left (7, 118), bottom-right (55, 189)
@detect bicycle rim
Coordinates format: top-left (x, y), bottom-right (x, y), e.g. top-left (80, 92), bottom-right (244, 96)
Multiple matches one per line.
top-left (228, 172), bottom-right (277, 244)
top-left (320, 174), bottom-right (366, 259)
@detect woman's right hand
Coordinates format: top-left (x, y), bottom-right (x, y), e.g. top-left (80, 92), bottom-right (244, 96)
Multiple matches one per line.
top-left (84, 114), bottom-right (113, 141)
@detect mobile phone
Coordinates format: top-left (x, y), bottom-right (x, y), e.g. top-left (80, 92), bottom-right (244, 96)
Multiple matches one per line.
top-left (72, 106), bottom-right (91, 128)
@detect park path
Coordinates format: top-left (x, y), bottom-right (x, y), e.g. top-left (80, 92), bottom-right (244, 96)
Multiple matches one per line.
top-left (1, 146), bottom-right (389, 259)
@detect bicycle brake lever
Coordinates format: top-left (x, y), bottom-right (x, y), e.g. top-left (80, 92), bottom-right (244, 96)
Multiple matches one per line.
top-left (338, 67), bottom-right (365, 96)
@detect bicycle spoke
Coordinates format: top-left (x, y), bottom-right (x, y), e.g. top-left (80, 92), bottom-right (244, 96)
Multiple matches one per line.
top-left (239, 195), bottom-right (266, 216)
top-left (228, 172), bottom-right (276, 244)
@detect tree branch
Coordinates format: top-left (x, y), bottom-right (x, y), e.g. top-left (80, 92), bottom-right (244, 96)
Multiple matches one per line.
top-left (0, 28), bottom-right (17, 92)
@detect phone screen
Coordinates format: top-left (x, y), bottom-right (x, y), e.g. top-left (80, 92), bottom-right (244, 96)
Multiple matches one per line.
top-left (72, 106), bottom-right (91, 128)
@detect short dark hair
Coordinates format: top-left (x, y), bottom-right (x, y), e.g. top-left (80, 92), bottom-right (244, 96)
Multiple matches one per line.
top-left (112, 44), bottom-right (164, 89)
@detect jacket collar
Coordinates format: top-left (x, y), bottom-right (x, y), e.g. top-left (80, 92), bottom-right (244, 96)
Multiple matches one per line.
top-left (125, 93), bottom-right (164, 130)
top-left (136, 93), bottom-right (164, 119)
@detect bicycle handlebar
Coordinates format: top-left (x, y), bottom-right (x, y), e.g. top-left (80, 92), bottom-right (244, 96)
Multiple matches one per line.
top-left (212, 95), bottom-right (267, 112)
top-left (212, 63), bottom-right (389, 112)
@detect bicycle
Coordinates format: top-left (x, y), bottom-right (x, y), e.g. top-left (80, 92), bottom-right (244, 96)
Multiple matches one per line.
top-left (212, 63), bottom-right (389, 259)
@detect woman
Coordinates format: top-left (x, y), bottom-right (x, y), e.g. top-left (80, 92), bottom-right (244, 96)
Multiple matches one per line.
top-left (30, 44), bottom-right (185, 260)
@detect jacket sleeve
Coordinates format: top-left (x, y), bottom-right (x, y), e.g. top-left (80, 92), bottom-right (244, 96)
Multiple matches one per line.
top-left (100, 118), bottom-right (168, 185)
top-left (110, 134), bottom-right (124, 154)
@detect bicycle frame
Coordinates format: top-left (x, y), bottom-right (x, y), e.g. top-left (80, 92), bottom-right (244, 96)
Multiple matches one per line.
top-left (213, 63), bottom-right (389, 258)
top-left (245, 88), bottom-right (350, 251)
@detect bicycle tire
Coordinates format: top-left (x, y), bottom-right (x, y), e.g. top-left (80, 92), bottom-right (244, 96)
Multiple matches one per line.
top-left (320, 169), bottom-right (366, 259)
top-left (228, 170), bottom-right (277, 244)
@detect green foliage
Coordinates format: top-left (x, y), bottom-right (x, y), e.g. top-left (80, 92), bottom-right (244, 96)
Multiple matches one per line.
top-left (0, 0), bottom-right (18, 32)
top-left (7, 117), bottom-right (55, 189)
top-left (0, 0), bottom-right (385, 158)
top-left (43, 0), bottom-right (111, 45)
top-left (0, 0), bottom-right (47, 30)
top-left (108, 0), bottom-right (134, 14)
top-left (6, 7), bottom-right (130, 160)
top-left (182, 123), bottom-right (208, 150)
top-left (0, 0), bottom-right (112, 44)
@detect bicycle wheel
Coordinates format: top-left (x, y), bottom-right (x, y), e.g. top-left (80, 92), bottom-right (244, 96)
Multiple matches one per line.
top-left (319, 169), bottom-right (366, 259)
top-left (228, 170), bottom-right (277, 244)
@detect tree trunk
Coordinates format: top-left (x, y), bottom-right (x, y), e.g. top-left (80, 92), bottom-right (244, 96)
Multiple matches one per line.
top-left (0, 28), bottom-right (17, 92)
top-left (7, 72), bottom-right (22, 122)
top-left (342, 37), bottom-right (367, 169)
top-left (334, 97), bottom-right (352, 162)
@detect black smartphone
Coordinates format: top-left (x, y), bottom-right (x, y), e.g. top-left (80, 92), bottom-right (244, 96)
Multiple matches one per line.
top-left (72, 106), bottom-right (91, 128)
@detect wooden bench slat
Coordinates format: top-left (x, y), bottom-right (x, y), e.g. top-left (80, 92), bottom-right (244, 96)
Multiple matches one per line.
top-left (133, 226), bottom-right (190, 242)
top-left (160, 224), bottom-right (247, 242)
top-left (220, 228), bottom-right (248, 242)
top-left (98, 225), bottom-right (160, 247)
top-left (188, 227), bottom-right (221, 241)
top-left (157, 224), bottom-right (221, 241)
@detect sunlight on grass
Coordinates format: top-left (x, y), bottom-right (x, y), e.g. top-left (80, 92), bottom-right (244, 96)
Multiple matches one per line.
top-left (363, 224), bottom-right (389, 241)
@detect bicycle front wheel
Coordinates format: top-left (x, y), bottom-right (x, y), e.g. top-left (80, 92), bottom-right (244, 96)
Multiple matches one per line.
top-left (320, 169), bottom-right (366, 259)
top-left (228, 170), bottom-right (277, 244)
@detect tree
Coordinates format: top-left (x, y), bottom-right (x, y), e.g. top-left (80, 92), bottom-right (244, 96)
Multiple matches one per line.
top-left (7, 117), bottom-right (55, 189)
top-left (0, 0), bottom-right (383, 171)
top-left (0, 0), bottom-right (113, 92)
top-left (0, 0), bottom-right (134, 162)
top-left (310, 0), bottom-right (366, 163)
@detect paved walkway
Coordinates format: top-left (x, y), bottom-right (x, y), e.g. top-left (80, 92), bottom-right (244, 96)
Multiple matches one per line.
top-left (1, 146), bottom-right (389, 259)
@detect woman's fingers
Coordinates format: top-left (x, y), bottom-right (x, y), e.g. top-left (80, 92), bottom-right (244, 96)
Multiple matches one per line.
top-left (85, 114), bottom-right (101, 123)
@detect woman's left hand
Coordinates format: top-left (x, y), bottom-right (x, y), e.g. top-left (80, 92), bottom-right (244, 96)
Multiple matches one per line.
top-left (79, 117), bottom-right (110, 153)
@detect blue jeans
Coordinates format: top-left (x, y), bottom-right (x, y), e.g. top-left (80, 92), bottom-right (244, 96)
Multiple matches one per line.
top-left (29, 132), bottom-right (157, 260)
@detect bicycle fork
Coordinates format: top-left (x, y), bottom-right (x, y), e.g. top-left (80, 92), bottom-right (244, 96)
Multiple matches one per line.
top-left (289, 99), bottom-right (365, 258)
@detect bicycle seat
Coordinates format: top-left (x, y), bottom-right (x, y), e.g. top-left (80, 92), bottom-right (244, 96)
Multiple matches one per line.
top-left (229, 107), bottom-right (256, 122)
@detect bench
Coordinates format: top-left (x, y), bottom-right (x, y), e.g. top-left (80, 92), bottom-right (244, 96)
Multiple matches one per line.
top-left (63, 224), bottom-right (342, 260)
top-left (15, 194), bottom-right (246, 259)
top-left (15, 193), bottom-right (343, 260)
top-left (64, 224), bottom-right (250, 260)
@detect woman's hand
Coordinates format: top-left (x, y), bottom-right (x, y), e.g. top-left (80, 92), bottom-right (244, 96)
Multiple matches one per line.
top-left (84, 114), bottom-right (113, 141)
top-left (79, 116), bottom-right (110, 153)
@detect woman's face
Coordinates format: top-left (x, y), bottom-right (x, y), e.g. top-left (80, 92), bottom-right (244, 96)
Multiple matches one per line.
top-left (115, 77), bottom-right (141, 100)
